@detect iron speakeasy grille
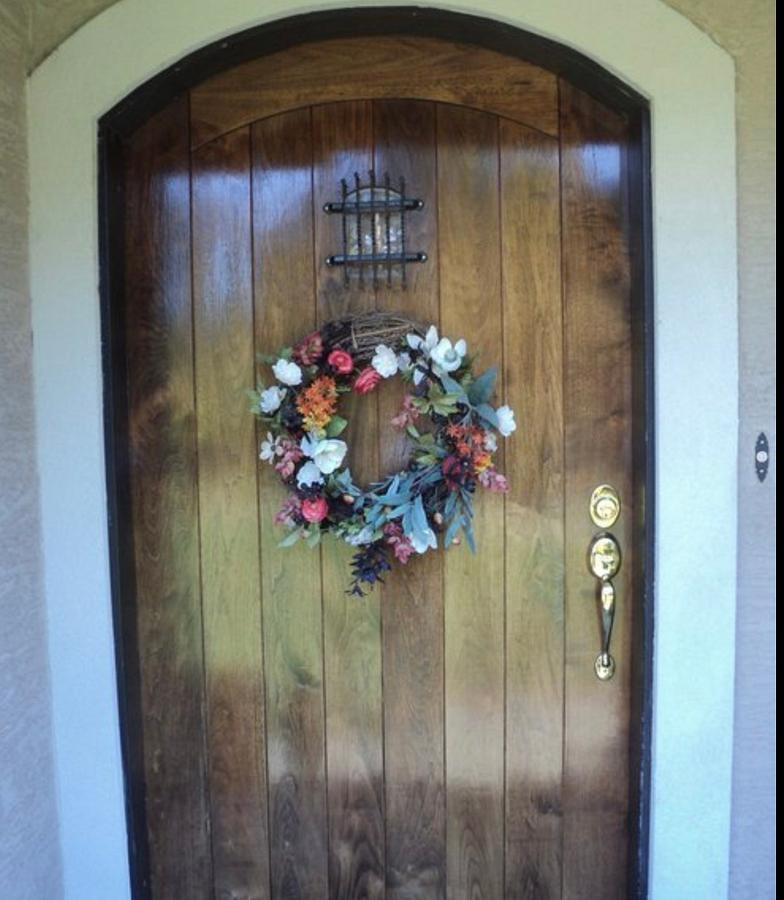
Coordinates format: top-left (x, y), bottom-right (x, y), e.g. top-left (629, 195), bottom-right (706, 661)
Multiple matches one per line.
top-left (323, 170), bottom-right (427, 288)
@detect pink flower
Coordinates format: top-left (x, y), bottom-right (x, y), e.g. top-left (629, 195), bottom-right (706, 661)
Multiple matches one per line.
top-left (301, 496), bottom-right (329, 523)
top-left (273, 438), bottom-right (304, 480)
top-left (327, 349), bottom-right (354, 375)
top-left (354, 366), bottom-right (382, 395)
top-left (293, 331), bottom-right (324, 365)
top-left (383, 522), bottom-right (415, 564)
top-left (478, 468), bottom-right (509, 493)
top-left (275, 494), bottom-right (302, 527)
top-left (390, 394), bottom-right (420, 429)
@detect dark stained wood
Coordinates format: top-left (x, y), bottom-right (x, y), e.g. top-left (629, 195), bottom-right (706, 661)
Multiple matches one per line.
top-left (312, 101), bottom-right (386, 899)
top-left (191, 127), bottom-right (271, 898)
top-left (109, 31), bottom-right (650, 894)
top-left (123, 95), bottom-right (212, 898)
top-left (190, 36), bottom-right (558, 148)
top-left (374, 99), bottom-right (446, 897)
top-left (252, 109), bottom-right (330, 899)
top-left (559, 80), bottom-right (634, 900)
top-left (499, 119), bottom-right (564, 900)
top-left (437, 104), bottom-right (505, 897)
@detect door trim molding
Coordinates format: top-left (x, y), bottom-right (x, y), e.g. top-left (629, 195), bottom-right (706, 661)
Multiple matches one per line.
top-left (99, 13), bottom-right (653, 896)
top-left (29, 4), bottom-right (737, 899)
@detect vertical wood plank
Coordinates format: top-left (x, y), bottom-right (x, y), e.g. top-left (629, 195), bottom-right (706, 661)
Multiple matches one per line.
top-left (252, 109), bottom-right (329, 899)
top-left (437, 104), bottom-right (505, 899)
top-left (191, 127), bottom-right (271, 898)
top-left (374, 99), bottom-right (446, 897)
top-left (312, 101), bottom-right (386, 899)
top-left (500, 120), bottom-right (565, 900)
top-left (559, 80), bottom-right (634, 900)
top-left (124, 95), bottom-right (212, 898)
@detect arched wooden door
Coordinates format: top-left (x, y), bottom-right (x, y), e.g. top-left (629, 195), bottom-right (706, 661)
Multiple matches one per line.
top-left (112, 32), bottom-right (649, 900)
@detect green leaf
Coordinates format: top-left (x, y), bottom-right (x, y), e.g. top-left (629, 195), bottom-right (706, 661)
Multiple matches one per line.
top-left (467, 367), bottom-right (498, 406)
top-left (306, 527), bottom-right (322, 547)
top-left (278, 529), bottom-right (302, 548)
top-left (326, 415), bottom-right (348, 437)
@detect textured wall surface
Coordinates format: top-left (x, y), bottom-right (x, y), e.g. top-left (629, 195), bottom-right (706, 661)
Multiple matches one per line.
top-left (0, 2), bottom-right (63, 899)
top-left (663, 3), bottom-right (776, 897)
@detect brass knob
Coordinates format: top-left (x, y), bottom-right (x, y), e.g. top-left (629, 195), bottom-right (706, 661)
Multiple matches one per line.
top-left (589, 484), bottom-right (621, 528)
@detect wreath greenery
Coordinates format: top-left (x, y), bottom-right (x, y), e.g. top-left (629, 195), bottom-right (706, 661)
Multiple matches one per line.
top-left (251, 312), bottom-right (516, 595)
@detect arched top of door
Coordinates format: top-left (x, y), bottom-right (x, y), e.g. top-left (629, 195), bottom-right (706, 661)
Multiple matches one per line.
top-left (100, 8), bottom-right (648, 144)
top-left (190, 36), bottom-right (559, 149)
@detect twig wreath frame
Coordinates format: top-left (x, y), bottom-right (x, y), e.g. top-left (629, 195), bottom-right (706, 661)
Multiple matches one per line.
top-left (252, 312), bottom-right (516, 595)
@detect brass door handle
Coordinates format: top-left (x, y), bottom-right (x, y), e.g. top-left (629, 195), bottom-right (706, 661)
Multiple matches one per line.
top-left (588, 533), bottom-right (621, 680)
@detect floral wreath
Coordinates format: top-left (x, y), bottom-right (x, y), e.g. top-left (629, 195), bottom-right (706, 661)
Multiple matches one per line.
top-left (251, 313), bottom-right (516, 596)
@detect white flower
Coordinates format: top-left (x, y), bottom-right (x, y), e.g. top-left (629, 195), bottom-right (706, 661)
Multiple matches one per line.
top-left (484, 431), bottom-right (498, 452)
top-left (345, 526), bottom-right (375, 546)
top-left (496, 405), bottom-right (517, 437)
top-left (259, 385), bottom-right (286, 414)
top-left (371, 344), bottom-right (398, 378)
top-left (259, 432), bottom-right (279, 462)
top-left (296, 461), bottom-right (324, 488)
top-left (411, 524), bottom-right (438, 554)
top-left (272, 358), bottom-right (302, 386)
top-left (301, 433), bottom-right (348, 474)
top-left (430, 336), bottom-right (467, 373)
top-left (406, 325), bottom-right (439, 358)
top-left (396, 351), bottom-right (412, 372)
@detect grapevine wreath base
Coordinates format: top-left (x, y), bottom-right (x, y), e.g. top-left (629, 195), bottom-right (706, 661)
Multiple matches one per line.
top-left (252, 312), bottom-right (516, 596)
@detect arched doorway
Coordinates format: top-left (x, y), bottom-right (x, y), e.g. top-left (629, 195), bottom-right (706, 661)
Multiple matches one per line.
top-left (101, 10), bottom-right (652, 898)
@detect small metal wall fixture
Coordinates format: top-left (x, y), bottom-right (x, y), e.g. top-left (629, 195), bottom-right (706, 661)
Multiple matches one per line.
top-left (323, 170), bottom-right (427, 288)
top-left (755, 432), bottom-right (769, 482)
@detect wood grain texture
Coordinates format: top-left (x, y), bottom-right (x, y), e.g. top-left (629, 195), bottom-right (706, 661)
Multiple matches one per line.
top-left (252, 109), bottom-right (329, 900)
top-left (499, 120), bottom-right (565, 900)
top-left (312, 101), bottom-right (386, 899)
top-left (437, 104), bottom-right (505, 899)
top-left (191, 127), bottom-right (271, 899)
top-left (374, 99), bottom-right (446, 898)
top-left (190, 36), bottom-right (558, 149)
top-left (559, 80), bottom-right (634, 900)
top-left (124, 95), bottom-right (212, 898)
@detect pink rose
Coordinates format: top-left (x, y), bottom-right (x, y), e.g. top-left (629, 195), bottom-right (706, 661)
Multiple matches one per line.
top-left (354, 366), bottom-right (382, 395)
top-left (301, 496), bottom-right (329, 523)
top-left (327, 349), bottom-right (354, 375)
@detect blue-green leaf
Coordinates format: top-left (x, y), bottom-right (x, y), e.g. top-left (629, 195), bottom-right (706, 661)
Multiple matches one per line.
top-left (467, 367), bottom-right (498, 406)
top-left (475, 403), bottom-right (500, 428)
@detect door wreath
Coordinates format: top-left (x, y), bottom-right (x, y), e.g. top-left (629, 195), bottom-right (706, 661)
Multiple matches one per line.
top-left (252, 312), bottom-right (516, 595)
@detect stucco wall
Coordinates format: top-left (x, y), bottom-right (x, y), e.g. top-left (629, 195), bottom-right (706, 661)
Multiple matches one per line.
top-left (0, 2), bottom-right (62, 899)
top-left (663, 4), bottom-right (776, 897)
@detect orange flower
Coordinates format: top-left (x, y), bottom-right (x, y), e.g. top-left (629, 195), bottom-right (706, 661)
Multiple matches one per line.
top-left (473, 451), bottom-right (492, 473)
top-left (296, 376), bottom-right (338, 433)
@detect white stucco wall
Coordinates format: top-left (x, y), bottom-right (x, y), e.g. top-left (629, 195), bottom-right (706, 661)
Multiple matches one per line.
top-left (28, 1), bottom-right (738, 898)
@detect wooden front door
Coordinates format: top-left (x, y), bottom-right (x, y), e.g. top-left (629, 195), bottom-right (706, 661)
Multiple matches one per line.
top-left (113, 34), bottom-right (648, 900)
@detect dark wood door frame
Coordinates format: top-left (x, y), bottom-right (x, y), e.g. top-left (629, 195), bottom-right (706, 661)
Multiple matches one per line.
top-left (98, 8), bottom-right (654, 898)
